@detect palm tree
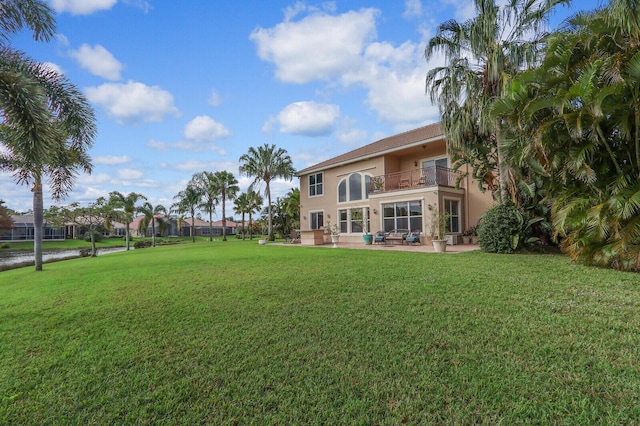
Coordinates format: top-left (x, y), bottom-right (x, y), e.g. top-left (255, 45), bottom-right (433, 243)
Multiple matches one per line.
top-left (247, 190), bottom-right (264, 240)
top-left (172, 185), bottom-right (201, 242)
top-left (190, 171), bottom-right (218, 241)
top-left (425, 0), bottom-right (569, 203)
top-left (109, 191), bottom-right (147, 250)
top-left (212, 170), bottom-right (239, 241)
top-left (492, 0), bottom-right (640, 270)
top-left (0, 1), bottom-right (96, 271)
top-left (136, 202), bottom-right (167, 247)
top-left (239, 144), bottom-right (295, 241)
top-left (234, 192), bottom-right (251, 240)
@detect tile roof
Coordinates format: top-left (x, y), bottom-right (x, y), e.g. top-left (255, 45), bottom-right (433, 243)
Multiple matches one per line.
top-left (297, 122), bottom-right (443, 175)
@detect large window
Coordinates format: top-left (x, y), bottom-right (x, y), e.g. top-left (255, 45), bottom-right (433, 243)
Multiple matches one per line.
top-left (422, 157), bottom-right (448, 169)
top-left (337, 173), bottom-right (371, 203)
top-left (309, 172), bottom-right (323, 197)
top-left (310, 211), bottom-right (324, 230)
top-left (338, 207), bottom-right (370, 234)
top-left (382, 201), bottom-right (422, 232)
top-left (443, 198), bottom-right (460, 233)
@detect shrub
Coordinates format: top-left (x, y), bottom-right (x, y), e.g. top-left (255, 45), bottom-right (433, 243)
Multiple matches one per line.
top-left (477, 203), bottom-right (523, 254)
top-left (1, 243), bottom-right (9, 249)
top-left (83, 231), bottom-right (103, 243)
top-left (134, 240), bottom-right (152, 249)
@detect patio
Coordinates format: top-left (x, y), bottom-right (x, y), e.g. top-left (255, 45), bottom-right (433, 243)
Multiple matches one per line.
top-left (278, 240), bottom-right (479, 253)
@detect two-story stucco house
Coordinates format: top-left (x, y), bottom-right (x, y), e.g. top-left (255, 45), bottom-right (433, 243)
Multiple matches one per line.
top-left (297, 123), bottom-right (494, 245)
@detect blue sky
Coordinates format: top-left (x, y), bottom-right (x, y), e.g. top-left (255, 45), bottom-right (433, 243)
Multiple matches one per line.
top-left (2, 0), bottom-right (601, 216)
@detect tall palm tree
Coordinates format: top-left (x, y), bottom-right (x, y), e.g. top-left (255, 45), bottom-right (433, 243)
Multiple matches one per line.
top-left (234, 192), bottom-right (251, 240)
top-left (425, 0), bottom-right (568, 203)
top-left (246, 190), bottom-right (264, 240)
top-left (190, 171), bottom-right (218, 241)
top-left (0, 1), bottom-right (96, 271)
top-left (239, 144), bottom-right (295, 241)
top-left (172, 185), bottom-right (201, 242)
top-left (212, 170), bottom-right (239, 242)
top-left (493, 0), bottom-right (640, 270)
top-left (136, 202), bottom-right (167, 248)
top-left (109, 191), bottom-right (146, 250)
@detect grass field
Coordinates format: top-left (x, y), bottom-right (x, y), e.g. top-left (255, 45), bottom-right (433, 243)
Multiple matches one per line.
top-left (1, 240), bottom-right (639, 424)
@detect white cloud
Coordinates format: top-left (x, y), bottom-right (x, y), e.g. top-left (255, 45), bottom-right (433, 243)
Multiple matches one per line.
top-left (250, 8), bottom-right (379, 84)
top-left (208, 90), bottom-right (221, 106)
top-left (94, 155), bottom-right (131, 165)
top-left (70, 44), bottom-right (123, 80)
top-left (176, 116), bottom-right (231, 153)
top-left (147, 139), bottom-right (169, 151)
top-left (117, 169), bottom-right (143, 180)
top-left (183, 115), bottom-right (231, 142)
top-left (123, 0), bottom-right (152, 13)
top-left (277, 101), bottom-right (340, 136)
top-left (42, 62), bottom-right (63, 75)
top-left (86, 81), bottom-right (180, 125)
top-left (336, 127), bottom-right (368, 146)
top-left (51, 0), bottom-right (117, 15)
top-left (403, 0), bottom-right (423, 19)
top-left (443, 0), bottom-right (476, 21)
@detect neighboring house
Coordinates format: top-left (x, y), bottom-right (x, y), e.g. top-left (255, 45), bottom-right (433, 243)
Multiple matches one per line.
top-left (1, 214), bottom-right (65, 242)
top-left (182, 218), bottom-right (238, 237)
top-left (297, 123), bottom-right (494, 244)
top-left (129, 215), bottom-right (238, 238)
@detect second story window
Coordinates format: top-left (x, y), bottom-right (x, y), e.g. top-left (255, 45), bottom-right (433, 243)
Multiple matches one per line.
top-left (338, 173), bottom-right (371, 203)
top-left (309, 172), bottom-right (323, 196)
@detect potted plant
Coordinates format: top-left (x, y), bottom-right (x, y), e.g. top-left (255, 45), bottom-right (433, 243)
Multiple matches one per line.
top-left (429, 208), bottom-right (450, 252)
top-left (325, 221), bottom-right (340, 248)
top-left (468, 225), bottom-right (478, 244)
top-left (462, 228), bottom-right (473, 244)
top-left (362, 218), bottom-right (373, 245)
top-left (372, 176), bottom-right (384, 192)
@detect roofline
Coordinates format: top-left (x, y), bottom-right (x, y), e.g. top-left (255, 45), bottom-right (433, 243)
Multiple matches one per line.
top-left (297, 132), bottom-right (444, 176)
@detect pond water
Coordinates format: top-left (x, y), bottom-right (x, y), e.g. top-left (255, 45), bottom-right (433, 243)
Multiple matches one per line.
top-left (0, 247), bottom-right (128, 267)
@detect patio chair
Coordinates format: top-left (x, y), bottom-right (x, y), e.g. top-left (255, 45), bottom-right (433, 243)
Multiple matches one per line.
top-left (374, 230), bottom-right (386, 244)
top-left (406, 231), bottom-right (421, 245)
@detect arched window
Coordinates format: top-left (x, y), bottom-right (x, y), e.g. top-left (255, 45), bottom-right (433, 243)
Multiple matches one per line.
top-left (338, 173), bottom-right (371, 203)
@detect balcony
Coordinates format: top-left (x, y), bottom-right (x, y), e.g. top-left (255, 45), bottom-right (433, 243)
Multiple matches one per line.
top-left (369, 166), bottom-right (463, 194)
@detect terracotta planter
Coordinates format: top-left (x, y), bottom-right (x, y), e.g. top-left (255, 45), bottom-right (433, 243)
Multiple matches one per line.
top-left (462, 236), bottom-right (472, 244)
top-left (432, 239), bottom-right (447, 252)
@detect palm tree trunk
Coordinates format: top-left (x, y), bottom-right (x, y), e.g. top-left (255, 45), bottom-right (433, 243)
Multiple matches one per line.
top-left (266, 182), bottom-right (274, 241)
top-left (151, 217), bottom-right (156, 247)
top-left (190, 209), bottom-right (195, 243)
top-left (241, 212), bottom-right (246, 240)
top-left (249, 213), bottom-right (253, 240)
top-left (222, 192), bottom-right (227, 242)
top-left (125, 221), bottom-right (131, 250)
top-left (90, 229), bottom-right (97, 256)
top-left (32, 176), bottom-right (43, 271)
top-left (208, 209), bottom-right (213, 242)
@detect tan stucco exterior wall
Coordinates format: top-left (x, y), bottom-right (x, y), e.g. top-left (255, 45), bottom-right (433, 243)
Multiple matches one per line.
top-left (299, 136), bottom-right (495, 244)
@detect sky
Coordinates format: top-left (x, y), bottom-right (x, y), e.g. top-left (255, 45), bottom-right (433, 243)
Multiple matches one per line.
top-left (2, 0), bottom-right (602, 217)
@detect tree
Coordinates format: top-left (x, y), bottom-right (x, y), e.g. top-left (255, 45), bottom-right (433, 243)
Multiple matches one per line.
top-left (172, 185), bottom-right (200, 243)
top-left (492, 0), bottom-right (640, 270)
top-left (0, 1), bottom-right (96, 271)
top-left (190, 171), bottom-right (217, 241)
top-left (239, 144), bottom-right (295, 241)
top-left (0, 200), bottom-right (14, 238)
top-left (425, 0), bottom-right (569, 203)
top-left (234, 192), bottom-right (250, 240)
top-left (136, 202), bottom-right (167, 248)
top-left (46, 198), bottom-right (115, 257)
top-left (212, 170), bottom-right (239, 242)
top-left (108, 191), bottom-right (146, 250)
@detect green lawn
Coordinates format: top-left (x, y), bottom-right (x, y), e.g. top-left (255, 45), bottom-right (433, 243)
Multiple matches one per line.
top-left (1, 241), bottom-right (639, 424)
